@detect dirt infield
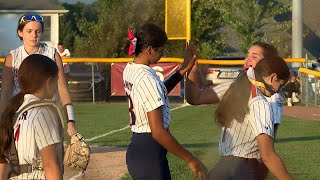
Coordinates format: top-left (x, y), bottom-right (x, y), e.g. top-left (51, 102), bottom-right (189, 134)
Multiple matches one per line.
top-left (63, 105), bottom-right (319, 180)
top-left (63, 146), bottom-right (127, 180)
top-left (283, 105), bottom-right (320, 121)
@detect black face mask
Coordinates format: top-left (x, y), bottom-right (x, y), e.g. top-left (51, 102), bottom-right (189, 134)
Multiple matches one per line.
top-left (255, 72), bottom-right (277, 96)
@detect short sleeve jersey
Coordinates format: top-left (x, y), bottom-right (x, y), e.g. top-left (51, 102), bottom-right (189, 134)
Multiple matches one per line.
top-left (219, 90), bottom-right (274, 159)
top-left (10, 43), bottom-right (56, 96)
top-left (213, 72), bottom-right (282, 125)
top-left (123, 62), bottom-right (171, 133)
top-left (11, 94), bottom-right (63, 179)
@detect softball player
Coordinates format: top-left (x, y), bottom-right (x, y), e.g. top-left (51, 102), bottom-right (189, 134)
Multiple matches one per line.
top-left (0, 54), bottom-right (63, 179)
top-left (0, 13), bottom-right (77, 137)
top-left (210, 56), bottom-right (292, 179)
top-left (185, 42), bottom-right (283, 136)
top-left (124, 23), bottom-right (207, 180)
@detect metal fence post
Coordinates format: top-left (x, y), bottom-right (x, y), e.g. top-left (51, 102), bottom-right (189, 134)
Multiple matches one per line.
top-left (91, 63), bottom-right (95, 103)
top-left (316, 78), bottom-right (319, 106)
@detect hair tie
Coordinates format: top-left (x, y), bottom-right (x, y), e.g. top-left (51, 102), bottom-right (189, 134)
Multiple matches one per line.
top-left (128, 28), bottom-right (137, 56)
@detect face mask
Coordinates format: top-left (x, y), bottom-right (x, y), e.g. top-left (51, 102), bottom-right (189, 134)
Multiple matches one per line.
top-left (248, 72), bottom-right (278, 96)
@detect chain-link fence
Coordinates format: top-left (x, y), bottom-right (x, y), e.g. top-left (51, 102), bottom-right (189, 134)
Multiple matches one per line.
top-left (299, 69), bottom-right (320, 106)
top-left (67, 62), bottom-right (184, 103)
top-left (65, 58), bottom-right (315, 104)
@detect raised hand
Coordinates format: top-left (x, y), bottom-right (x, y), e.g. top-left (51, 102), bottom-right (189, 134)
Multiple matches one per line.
top-left (179, 42), bottom-right (197, 75)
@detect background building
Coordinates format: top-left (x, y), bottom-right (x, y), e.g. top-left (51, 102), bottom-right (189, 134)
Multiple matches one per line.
top-left (0, 0), bottom-right (68, 56)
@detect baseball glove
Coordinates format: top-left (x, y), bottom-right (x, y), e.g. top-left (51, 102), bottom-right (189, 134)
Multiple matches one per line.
top-left (64, 133), bottom-right (90, 172)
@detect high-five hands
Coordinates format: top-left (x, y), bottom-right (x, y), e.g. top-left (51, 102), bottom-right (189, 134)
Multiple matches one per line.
top-left (179, 42), bottom-right (197, 76)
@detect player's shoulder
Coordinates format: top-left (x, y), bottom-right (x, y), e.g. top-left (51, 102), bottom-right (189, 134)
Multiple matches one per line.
top-left (248, 93), bottom-right (268, 107)
top-left (27, 105), bottom-right (53, 116)
top-left (125, 63), bottom-right (154, 77)
top-left (9, 45), bottom-right (23, 57)
top-left (4, 53), bottom-right (13, 65)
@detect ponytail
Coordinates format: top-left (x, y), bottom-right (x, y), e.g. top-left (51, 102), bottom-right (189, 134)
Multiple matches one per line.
top-left (0, 92), bottom-right (25, 162)
top-left (215, 73), bottom-right (251, 127)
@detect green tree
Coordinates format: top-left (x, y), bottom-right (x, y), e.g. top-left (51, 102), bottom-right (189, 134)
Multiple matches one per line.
top-left (217, 0), bottom-right (291, 54)
top-left (61, 0), bottom-right (224, 58)
top-left (73, 0), bottom-right (165, 57)
top-left (191, 0), bottom-right (225, 58)
top-left (59, 2), bottom-right (98, 53)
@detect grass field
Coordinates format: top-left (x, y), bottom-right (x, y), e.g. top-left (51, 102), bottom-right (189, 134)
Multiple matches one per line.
top-left (73, 103), bottom-right (320, 180)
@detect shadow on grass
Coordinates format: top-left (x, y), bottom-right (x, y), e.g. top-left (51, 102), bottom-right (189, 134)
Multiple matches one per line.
top-left (181, 142), bottom-right (219, 148)
top-left (276, 136), bottom-right (320, 143)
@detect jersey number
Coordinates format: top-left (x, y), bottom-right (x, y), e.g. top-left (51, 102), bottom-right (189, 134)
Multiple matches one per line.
top-left (126, 94), bottom-right (136, 126)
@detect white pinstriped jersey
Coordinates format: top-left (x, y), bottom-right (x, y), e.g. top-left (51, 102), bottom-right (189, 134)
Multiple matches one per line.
top-left (123, 62), bottom-right (171, 133)
top-left (213, 72), bottom-right (282, 124)
top-left (218, 68), bottom-right (275, 159)
top-left (212, 81), bottom-right (233, 100)
top-left (219, 90), bottom-right (274, 159)
top-left (11, 94), bottom-right (63, 179)
top-left (10, 43), bottom-right (56, 96)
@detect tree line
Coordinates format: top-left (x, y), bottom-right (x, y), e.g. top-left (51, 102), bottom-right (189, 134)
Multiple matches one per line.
top-left (58, 0), bottom-right (291, 58)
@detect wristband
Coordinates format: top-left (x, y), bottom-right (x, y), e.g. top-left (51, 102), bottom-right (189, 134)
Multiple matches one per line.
top-left (164, 70), bottom-right (183, 93)
top-left (64, 104), bottom-right (75, 122)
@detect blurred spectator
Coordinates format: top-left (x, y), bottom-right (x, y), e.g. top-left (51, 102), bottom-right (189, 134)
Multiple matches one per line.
top-left (57, 42), bottom-right (71, 76)
top-left (284, 71), bottom-right (300, 106)
top-left (57, 42), bottom-right (71, 57)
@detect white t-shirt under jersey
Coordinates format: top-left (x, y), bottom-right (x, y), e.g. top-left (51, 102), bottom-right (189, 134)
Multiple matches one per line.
top-left (11, 94), bottom-right (63, 179)
top-left (57, 49), bottom-right (71, 73)
top-left (265, 93), bottom-right (282, 124)
top-left (123, 62), bottom-right (171, 133)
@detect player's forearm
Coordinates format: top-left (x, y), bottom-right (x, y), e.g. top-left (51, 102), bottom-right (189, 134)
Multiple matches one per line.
top-left (0, 163), bottom-right (6, 180)
top-left (43, 163), bottom-right (62, 180)
top-left (185, 71), bottom-right (202, 105)
top-left (151, 128), bottom-right (195, 163)
top-left (262, 153), bottom-right (292, 180)
top-left (57, 78), bottom-right (72, 105)
top-left (41, 145), bottom-right (62, 180)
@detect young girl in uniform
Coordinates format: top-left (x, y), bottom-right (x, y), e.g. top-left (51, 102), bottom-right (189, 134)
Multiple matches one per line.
top-left (0, 54), bottom-right (63, 179)
top-left (123, 23), bottom-right (207, 180)
top-left (210, 56), bottom-right (292, 180)
top-left (186, 42), bottom-right (283, 137)
top-left (0, 13), bottom-right (77, 136)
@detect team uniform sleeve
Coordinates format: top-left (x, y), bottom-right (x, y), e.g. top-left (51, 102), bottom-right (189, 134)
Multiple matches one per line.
top-left (270, 93), bottom-right (282, 124)
top-left (248, 98), bottom-right (274, 138)
top-left (137, 76), bottom-right (165, 112)
top-left (212, 81), bottom-right (232, 100)
top-left (33, 108), bottom-right (61, 151)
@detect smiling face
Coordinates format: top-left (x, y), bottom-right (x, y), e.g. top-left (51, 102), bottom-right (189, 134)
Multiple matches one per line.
top-left (244, 45), bottom-right (264, 68)
top-left (18, 21), bottom-right (43, 48)
top-left (57, 44), bottom-right (65, 53)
